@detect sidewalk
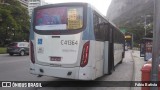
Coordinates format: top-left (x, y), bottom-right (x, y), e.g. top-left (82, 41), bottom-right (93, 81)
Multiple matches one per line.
top-left (131, 50), bottom-right (145, 90)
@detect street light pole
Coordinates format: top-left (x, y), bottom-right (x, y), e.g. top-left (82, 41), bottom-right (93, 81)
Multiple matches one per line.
top-left (150, 0), bottom-right (160, 90)
top-left (144, 15), bottom-right (147, 36)
top-left (142, 15), bottom-right (151, 36)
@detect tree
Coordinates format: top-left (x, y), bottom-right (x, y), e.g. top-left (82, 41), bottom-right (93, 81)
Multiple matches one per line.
top-left (0, 0), bottom-right (30, 46)
top-left (119, 21), bottom-right (153, 47)
top-left (0, 8), bottom-right (17, 46)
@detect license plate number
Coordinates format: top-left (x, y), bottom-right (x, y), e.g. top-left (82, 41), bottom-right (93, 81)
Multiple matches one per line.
top-left (50, 57), bottom-right (61, 61)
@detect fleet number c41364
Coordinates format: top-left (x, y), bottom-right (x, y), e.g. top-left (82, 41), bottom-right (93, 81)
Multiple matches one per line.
top-left (61, 40), bottom-right (78, 45)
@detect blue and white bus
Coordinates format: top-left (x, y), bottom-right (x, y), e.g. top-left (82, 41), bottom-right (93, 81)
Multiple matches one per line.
top-left (29, 2), bottom-right (125, 80)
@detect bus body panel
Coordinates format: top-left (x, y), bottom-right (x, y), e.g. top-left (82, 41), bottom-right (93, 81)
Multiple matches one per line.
top-left (35, 33), bottom-right (81, 65)
top-left (78, 40), bottom-right (105, 80)
top-left (114, 43), bottom-right (123, 66)
top-left (77, 40), bottom-right (97, 80)
top-left (30, 63), bottom-right (80, 79)
top-left (103, 41), bottom-right (109, 74)
top-left (30, 40), bottom-right (97, 80)
top-left (94, 41), bottom-right (104, 78)
top-left (29, 2), bottom-right (125, 80)
top-left (78, 67), bottom-right (94, 80)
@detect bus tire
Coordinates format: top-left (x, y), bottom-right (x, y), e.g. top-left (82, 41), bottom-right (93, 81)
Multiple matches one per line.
top-left (122, 52), bottom-right (125, 58)
top-left (119, 60), bottom-right (123, 64)
top-left (108, 67), bottom-right (112, 75)
top-left (108, 71), bottom-right (112, 75)
top-left (119, 54), bottom-right (123, 64)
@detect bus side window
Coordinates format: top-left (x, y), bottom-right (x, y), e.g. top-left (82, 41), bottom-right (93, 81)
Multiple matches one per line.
top-left (114, 29), bottom-right (119, 43)
top-left (93, 12), bottom-right (105, 41)
top-left (93, 13), bottom-right (100, 40)
top-left (99, 23), bottom-right (105, 41)
top-left (104, 23), bottom-right (109, 41)
top-left (109, 27), bottom-right (113, 43)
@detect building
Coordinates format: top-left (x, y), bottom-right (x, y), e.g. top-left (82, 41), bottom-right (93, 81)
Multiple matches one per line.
top-left (18, 0), bottom-right (28, 8)
top-left (28, 0), bottom-right (48, 16)
top-left (18, 0), bottom-right (48, 16)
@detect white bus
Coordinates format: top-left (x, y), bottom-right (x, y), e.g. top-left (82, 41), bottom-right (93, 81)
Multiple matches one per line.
top-left (29, 2), bottom-right (125, 80)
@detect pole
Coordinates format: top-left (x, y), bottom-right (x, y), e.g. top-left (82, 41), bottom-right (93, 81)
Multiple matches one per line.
top-left (150, 0), bottom-right (160, 90)
top-left (144, 15), bottom-right (146, 36)
top-left (131, 33), bottom-right (133, 49)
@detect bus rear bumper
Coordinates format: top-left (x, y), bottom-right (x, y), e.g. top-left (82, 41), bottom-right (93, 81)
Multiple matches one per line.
top-left (30, 63), bottom-right (94, 80)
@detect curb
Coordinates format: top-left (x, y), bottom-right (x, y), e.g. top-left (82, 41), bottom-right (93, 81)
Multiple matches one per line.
top-left (0, 53), bottom-right (8, 55)
top-left (130, 50), bottom-right (136, 90)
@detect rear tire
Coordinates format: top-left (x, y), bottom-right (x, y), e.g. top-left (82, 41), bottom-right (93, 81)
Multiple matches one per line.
top-left (108, 70), bottom-right (112, 75)
top-left (9, 53), bottom-right (13, 56)
top-left (20, 50), bottom-right (25, 56)
top-left (119, 60), bottom-right (123, 64)
top-left (119, 52), bottom-right (124, 64)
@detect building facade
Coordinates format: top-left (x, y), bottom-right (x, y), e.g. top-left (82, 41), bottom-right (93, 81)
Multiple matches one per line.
top-left (28, 0), bottom-right (48, 16)
top-left (18, 0), bottom-right (48, 16)
top-left (18, 0), bottom-right (28, 8)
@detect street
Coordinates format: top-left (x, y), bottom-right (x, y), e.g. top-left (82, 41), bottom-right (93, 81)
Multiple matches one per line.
top-left (0, 54), bottom-right (55, 81)
top-left (0, 50), bottom-right (135, 90)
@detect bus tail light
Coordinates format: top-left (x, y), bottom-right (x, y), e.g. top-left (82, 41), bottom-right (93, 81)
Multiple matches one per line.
top-left (30, 41), bottom-right (35, 64)
top-left (80, 41), bottom-right (90, 67)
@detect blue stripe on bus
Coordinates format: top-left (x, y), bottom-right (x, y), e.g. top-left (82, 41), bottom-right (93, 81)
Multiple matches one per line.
top-left (30, 12), bottom-right (34, 40)
top-left (88, 7), bottom-right (95, 40)
top-left (82, 7), bottom-right (95, 40)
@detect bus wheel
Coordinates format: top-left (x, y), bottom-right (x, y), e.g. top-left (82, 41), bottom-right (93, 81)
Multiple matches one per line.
top-left (108, 71), bottom-right (112, 75)
top-left (108, 67), bottom-right (112, 75)
top-left (119, 60), bottom-right (123, 64)
top-left (119, 53), bottom-right (124, 64)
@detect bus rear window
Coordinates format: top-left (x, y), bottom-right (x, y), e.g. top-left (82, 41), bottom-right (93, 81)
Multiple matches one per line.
top-left (35, 7), bottom-right (83, 30)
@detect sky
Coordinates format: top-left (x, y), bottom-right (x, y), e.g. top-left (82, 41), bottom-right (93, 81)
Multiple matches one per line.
top-left (44, 0), bottom-right (112, 16)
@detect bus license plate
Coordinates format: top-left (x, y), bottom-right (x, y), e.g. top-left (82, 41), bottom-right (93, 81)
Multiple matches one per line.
top-left (50, 57), bottom-right (61, 61)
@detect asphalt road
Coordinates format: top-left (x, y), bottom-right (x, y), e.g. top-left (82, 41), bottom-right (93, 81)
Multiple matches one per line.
top-left (0, 50), bottom-right (134, 90)
top-left (0, 54), bottom-right (55, 81)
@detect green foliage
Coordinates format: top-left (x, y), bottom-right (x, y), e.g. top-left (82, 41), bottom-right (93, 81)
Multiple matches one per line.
top-left (119, 22), bottom-right (153, 47)
top-left (0, 0), bottom-right (30, 46)
top-left (0, 47), bottom-right (6, 54)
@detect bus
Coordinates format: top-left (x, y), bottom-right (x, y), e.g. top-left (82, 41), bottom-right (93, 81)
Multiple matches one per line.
top-left (29, 2), bottom-right (125, 80)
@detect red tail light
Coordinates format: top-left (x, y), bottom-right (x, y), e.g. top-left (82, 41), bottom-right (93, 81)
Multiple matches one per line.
top-left (30, 41), bottom-right (35, 64)
top-left (80, 41), bottom-right (90, 67)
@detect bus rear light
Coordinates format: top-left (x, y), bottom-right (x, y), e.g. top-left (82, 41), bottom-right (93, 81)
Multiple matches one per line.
top-left (80, 41), bottom-right (90, 67)
top-left (30, 41), bottom-right (35, 64)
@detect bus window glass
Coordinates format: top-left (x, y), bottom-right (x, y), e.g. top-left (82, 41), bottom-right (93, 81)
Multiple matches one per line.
top-left (35, 7), bottom-right (83, 30)
top-left (93, 13), bottom-right (106, 41)
top-left (67, 7), bottom-right (83, 29)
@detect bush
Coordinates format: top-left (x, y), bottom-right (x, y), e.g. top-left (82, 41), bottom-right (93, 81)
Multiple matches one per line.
top-left (0, 47), bottom-right (7, 54)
